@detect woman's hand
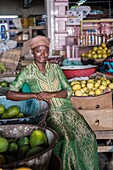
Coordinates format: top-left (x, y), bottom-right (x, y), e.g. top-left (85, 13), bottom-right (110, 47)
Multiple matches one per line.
top-left (36, 92), bottom-right (55, 100)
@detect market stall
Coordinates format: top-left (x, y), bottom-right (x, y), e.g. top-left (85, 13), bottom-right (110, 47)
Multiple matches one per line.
top-left (0, 0), bottom-right (113, 169)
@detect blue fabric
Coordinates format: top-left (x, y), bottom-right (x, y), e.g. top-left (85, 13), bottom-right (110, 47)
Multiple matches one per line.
top-left (21, 83), bottom-right (31, 93)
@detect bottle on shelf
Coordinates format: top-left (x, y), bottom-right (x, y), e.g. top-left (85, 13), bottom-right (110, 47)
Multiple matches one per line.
top-left (93, 30), bottom-right (98, 45)
top-left (97, 30), bottom-right (101, 45)
top-left (87, 30), bottom-right (91, 45)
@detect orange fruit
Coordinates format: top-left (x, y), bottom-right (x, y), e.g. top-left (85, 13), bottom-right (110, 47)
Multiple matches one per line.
top-left (15, 168), bottom-right (32, 170)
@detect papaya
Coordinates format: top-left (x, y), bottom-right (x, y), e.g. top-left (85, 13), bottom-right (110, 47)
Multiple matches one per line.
top-left (26, 146), bottom-right (44, 158)
top-left (1, 105), bottom-right (20, 119)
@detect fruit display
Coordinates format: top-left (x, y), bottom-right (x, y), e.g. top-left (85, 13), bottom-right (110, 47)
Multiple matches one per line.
top-left (81, 43), bottom-right (111, 59)
top-left (0, 105), bottom-right (25, 119)
top-left (70, 76), bottom-right (113, 97)
top-left (0, 129), bottom-right (48, 167)
top-left (0, 80), bottom-right (9, 88)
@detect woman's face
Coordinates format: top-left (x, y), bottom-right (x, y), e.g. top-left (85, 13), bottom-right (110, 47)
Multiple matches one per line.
top-left (32, 45), bottom-right (49, 64)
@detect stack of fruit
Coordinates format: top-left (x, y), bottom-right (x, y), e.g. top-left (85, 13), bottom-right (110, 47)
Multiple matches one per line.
top-left (0, 129), bottom-right (48, 167)
top-left (81, 43), bottom-right (111, 59)
top-left (0, 105), bottom-right (25, 119)
top-left (70, 76), bottom-right (113, 97)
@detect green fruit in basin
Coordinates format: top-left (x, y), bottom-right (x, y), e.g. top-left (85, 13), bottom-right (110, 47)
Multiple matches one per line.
top-left (0, 137), bottom-right (9, 153)
top-left (0, 104), bottom-right (5, 115)
top-left (8, 142), bottom-right (18, 153)
top-left (1, 105), bottom-right (20, 119)
top-left (18, 144), bottom-right (30, 160)
top-left (0, 81), bottom-right (8, 87)
top-left (0, 154), bottom-right (5, 166)
top-left (26, 146), bottom-right (44, 158)
top-left (18, 136), bottom-right (29, 146)
top-left (30, 130), bottom-right (47, 148)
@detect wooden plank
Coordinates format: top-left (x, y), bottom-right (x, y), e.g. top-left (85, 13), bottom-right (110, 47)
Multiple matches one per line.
top-left (98, 146), bottom-right (113, 152)
top-left (95, 130), bottom-right (113, 139)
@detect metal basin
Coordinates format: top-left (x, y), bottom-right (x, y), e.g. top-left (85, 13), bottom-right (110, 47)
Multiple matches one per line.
top-left (0, 96), bottom-right (49, 125)
top-left (0, 124), bottom-right (59, 170)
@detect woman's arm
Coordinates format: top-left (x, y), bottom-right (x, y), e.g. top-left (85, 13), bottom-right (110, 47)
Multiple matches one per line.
top-left (6, 90), bottom-right (37, 101)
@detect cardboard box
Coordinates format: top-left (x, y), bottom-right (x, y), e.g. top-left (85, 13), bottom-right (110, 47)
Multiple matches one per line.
top-left (79, 109), bottom-right (113, 131)
top-left (0, 49), bottom-right (21, 71)
top-left (71, 91), bottom-right (112, 110)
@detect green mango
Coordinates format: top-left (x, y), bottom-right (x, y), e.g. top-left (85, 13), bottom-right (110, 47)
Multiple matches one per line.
top-left (18, 144), bottom-right (30, 160)
top-left (1, 106), bottom-right (20, 119)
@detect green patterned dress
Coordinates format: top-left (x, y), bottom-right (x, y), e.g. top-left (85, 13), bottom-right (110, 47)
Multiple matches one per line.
top-left (10, 61), bottom-right (99, 170)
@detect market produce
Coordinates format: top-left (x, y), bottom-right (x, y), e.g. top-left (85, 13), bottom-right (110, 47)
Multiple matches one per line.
top-left (81, 43), bottom-right (111, 59)
top-left (0, 129), bottom-right (48, 166)
top-left (18, 145), bottom-right (30, 160)
top-left (0, 104), bottom-right (5, 115)
top-left (18, 136), bottom-right (29, 146)
top-left (0, 137), bottom-right (9, 153)
top-left (0, 80), bottom-right (9, 87)
top-left (0, 105), bottom-right (26, 119)
top-left (15, 168), bottom-right (32, 170)
top-left (70, 76), bottom-right (113, 96)
top-left (29, 129), bottom-right (48, 148)
top-left (26, 146), bottom-right (45, 158)
top-left (0, 154), bottom-right (5, 166)
top-left (1, 106), bottom-right (20, 119)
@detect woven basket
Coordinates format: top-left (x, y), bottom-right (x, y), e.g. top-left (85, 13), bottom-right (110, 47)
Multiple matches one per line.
top-left (61, 65), bottom-right (97, 79)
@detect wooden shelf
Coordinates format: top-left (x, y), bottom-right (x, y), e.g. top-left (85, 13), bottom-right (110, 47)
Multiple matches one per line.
top-left (6, 25), bottom-right (46, 33)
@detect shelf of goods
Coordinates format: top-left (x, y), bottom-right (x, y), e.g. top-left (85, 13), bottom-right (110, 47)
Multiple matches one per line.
top-left (6, 25), bottom-right (46, 41)
top-left (79, 19), bottom-right (113, 46)
top-left (46, 0), bottom-right (113, 58)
